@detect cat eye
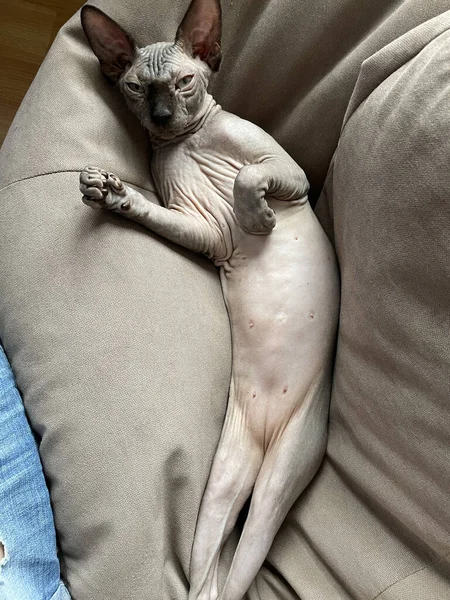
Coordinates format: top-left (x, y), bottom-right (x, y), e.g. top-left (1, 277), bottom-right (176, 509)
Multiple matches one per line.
top-left (176, 75), bottom-right (194, 90)
top-left (126, 81), bottom-right (143, 93)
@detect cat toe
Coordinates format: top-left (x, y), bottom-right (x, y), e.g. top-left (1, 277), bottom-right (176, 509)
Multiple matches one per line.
top-left (80, 166), bottom-right (109, 202)
top-left (107, 172), bottom-right (125, 193)
top-left (81, 195), bottom-right (104, 210)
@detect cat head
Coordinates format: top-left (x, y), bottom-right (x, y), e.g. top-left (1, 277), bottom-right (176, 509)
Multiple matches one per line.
top-left (81, 0), bottom-right (222, 140)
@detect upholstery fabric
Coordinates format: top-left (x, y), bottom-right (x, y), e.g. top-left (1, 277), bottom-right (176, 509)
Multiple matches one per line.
top-left (313, 10), bottom-right (450, 599)
top-left (0, 1), bottom-right (449, 599)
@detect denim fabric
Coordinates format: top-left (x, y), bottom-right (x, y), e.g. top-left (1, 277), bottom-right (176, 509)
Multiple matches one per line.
top-left (0, 344), bottom-right (71, 600)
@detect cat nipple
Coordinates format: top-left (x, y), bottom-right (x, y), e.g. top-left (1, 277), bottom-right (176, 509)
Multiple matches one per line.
top-left (283, 385), bottom-right (288, 394)
top-left (249, 320), bottom-right (254, 329)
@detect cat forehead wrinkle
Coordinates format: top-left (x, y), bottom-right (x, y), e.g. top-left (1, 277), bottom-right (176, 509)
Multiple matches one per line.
top-left (135, 42), bottom-right (182, 80)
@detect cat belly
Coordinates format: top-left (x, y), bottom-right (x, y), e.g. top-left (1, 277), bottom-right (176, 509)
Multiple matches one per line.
top-left (220, 200), bottom-right (339, 446)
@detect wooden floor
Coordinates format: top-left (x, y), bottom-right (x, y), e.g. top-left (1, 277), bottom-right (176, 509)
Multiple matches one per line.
top-left (0, 0), bottom-right (84, 145)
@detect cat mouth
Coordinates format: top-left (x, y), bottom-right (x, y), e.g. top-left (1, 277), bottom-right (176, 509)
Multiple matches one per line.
top-left (151, 115), bottom-right (172, 128)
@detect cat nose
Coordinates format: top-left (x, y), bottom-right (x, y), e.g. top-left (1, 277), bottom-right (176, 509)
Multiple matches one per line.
top-left (151, 107), bottom-right (172, 127)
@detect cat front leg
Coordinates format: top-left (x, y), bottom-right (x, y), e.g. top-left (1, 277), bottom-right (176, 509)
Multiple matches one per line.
top-left (233, 159), bottom-right (309, 235)
top-left (79, 167), bottom-right (224, 257)
top-left (233, 166), bottom-right (276, 235)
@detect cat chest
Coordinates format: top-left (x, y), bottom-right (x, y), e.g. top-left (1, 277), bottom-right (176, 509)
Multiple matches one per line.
top-left (151, 145), bottom-right (242, 211)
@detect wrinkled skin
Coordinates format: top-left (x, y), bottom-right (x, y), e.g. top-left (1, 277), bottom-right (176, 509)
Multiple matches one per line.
top-left (80, 2), bottom-right (339, 599)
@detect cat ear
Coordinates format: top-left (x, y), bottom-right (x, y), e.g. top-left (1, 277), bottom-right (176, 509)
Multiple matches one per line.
top-left (81, 6), bottom-right (136, 83)
top-left (176, 0), bottom-right (222, 71)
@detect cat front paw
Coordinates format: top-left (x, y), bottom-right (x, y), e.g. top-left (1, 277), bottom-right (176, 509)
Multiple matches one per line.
top-left (80, 166), bottom-right (128, 211)
top-left (234, 203), bottom-right (277, 235)
top-left (233, 166), bottom-right (277, 235)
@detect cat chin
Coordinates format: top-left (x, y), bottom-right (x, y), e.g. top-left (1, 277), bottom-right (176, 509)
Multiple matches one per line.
top-left (154, 131), bottom-right (180, 140)
top-left (145, 122), bottom-right (193, 141)
top-left (146, 126), bottom-right (181, 138)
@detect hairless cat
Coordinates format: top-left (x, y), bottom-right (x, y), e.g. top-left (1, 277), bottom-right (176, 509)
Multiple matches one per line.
top-left (80, 1), bottom-right (339, 598)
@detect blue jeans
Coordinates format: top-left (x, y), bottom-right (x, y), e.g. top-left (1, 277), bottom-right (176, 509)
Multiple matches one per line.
top-left (0, 344), bottom-right (71, 600)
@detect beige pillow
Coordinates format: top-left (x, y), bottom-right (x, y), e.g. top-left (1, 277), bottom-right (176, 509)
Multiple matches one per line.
top-left (311, 10), bottom-right (450, 600)
top-left (0, 1), bottom-right (449, 599)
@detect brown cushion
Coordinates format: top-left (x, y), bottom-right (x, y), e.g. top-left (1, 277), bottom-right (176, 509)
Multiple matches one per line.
top-left (1, 1), bottom-right (450, 599)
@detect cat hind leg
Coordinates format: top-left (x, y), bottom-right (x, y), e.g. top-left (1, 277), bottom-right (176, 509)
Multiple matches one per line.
top-left (219, 382), bottom-right (329, 600)
top-left (188, 401), bottom-right (263, 600)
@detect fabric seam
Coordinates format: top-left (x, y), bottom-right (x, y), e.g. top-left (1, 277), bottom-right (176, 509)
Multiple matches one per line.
top-left (371, 551), bottom-right (450, 600)
top-left (342, 25), bottom-right (450, 134)
top-left (0, 169), bottom-right (155, 196)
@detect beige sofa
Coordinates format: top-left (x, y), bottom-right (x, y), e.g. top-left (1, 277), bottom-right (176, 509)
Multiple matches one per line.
top-left (0, 1), bottom-right (449, 599)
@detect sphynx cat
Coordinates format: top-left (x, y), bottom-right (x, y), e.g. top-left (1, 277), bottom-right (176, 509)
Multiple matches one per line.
top-left (80, 1), bottom-right (339, 599)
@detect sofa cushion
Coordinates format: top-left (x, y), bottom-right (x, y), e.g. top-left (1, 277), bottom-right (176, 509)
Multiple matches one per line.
top-left (1, 1), bottom-right (450, 599)
top-left (311, 10), bottom-right (450, 599)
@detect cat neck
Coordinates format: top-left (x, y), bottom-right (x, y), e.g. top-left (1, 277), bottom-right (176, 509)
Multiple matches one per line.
top-left (149, 94), bottom-right (220, 148)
